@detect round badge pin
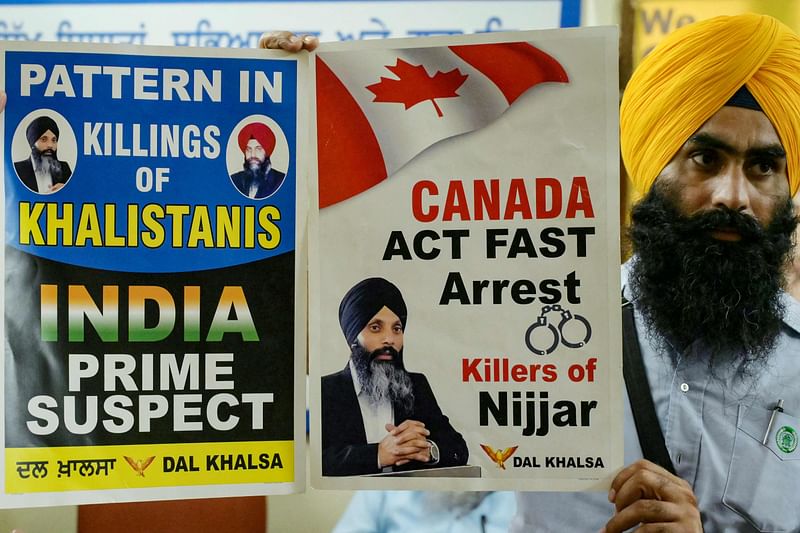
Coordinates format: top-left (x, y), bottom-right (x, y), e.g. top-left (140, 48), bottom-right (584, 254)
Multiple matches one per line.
top-left (776, 425), bottom-right (798, 454)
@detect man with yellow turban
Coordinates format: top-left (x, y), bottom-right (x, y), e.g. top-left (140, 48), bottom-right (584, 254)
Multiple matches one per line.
top-left (509, 13), bottom-right (800, 533)
top-left (261, 15), bottom-right (800, 530)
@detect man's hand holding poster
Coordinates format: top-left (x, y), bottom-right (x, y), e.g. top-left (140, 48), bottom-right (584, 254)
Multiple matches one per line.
top-left (0, 42), bottom-right (308, 505)
top-left (309, 28), bottom-right (623, 490)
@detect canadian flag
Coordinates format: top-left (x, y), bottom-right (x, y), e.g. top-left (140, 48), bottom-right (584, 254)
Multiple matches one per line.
top-left (316, 42), bottom-right (569, 208)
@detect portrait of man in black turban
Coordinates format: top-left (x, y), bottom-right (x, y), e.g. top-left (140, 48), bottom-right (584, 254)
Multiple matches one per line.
top-left (321, 277), bottom-right (468, 476)
top-left (14, 115), bottom-right (72, 194)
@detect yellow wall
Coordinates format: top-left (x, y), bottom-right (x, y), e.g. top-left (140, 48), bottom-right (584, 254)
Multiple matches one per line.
top-left (633, 0), bottom-right (800, 65)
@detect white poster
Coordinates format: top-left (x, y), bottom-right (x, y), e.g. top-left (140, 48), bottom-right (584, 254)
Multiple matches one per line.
top-left (309, 26), bottom-right (622, 491)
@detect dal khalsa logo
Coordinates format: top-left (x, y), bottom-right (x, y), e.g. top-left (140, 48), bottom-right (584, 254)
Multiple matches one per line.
top-left (480, 444), bottom-right (518, 470)
top-left (124, 455), bottom-right (156, 477)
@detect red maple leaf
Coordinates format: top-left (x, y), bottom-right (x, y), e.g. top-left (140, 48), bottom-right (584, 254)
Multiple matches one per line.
top-left (366, 58), bottom-right (468, 117)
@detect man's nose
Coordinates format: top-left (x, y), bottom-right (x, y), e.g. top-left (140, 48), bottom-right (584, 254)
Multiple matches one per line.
top-left (711, 165), bottom-right (751, 214)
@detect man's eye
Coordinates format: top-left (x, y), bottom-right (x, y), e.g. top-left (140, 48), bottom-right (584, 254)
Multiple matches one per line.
top-left (751, 160), bottom-right (775, 176)
top-left (393, 326), bottom-right (402, 333)
top-left (369, 324), bottom-right (380, 332)
top-left (690, 151), bottom-right (717, 168)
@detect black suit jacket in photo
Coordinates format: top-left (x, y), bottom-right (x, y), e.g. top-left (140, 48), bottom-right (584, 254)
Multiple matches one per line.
top-left (14, 158), bottom-right (72, 193)
top-left (321, 364), bottom-right (469, 476)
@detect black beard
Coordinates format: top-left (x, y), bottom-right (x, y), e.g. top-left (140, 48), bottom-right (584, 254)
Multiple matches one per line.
top-left (351, 343), bottom-right (414, 411)
top-left (628, 183), bottom-right (797, 369)
top-left (31, 146), bottom-right (62, 180)
top-left (242, 157), bottom-right (271, 184)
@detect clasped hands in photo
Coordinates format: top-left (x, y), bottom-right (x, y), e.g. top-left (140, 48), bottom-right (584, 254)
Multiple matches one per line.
top-left (378, 420), bottom-right (432, 468)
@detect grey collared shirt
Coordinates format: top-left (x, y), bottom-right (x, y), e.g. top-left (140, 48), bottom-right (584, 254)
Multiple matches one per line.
top-left (512, 266), bottom-right (800, 532)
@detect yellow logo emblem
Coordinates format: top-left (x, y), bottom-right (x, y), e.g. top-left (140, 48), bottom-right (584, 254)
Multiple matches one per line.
top-left (123, 456), bottom-right (156, 477)
top-left (480, 444), bottom-right (518, 470)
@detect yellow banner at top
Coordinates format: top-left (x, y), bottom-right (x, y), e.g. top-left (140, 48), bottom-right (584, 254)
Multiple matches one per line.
top-left (633, 0), bottom-right (800, 66)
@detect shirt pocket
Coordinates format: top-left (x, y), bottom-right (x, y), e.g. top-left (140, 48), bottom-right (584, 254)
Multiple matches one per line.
top-left (722, 405), bottom-right (800, 532)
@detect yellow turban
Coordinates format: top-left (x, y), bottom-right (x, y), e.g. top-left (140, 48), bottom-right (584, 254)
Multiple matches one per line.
top-left (620, 13), bottom-right (800, 198)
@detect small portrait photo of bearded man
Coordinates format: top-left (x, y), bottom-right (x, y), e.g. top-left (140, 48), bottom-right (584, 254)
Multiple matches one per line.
top-left (228, 120), bottom-right (287, 200)
top-left (321, 277), bottom-right (469, 477)
top-left (13, 113), bottom-right (74, 195)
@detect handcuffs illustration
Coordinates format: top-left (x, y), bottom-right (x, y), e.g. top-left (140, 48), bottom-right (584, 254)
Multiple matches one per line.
top-left (525, 304), bottom-right (592, 355)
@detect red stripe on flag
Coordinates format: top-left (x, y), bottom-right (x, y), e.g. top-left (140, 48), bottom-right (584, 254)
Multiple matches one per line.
top-left (449, 42), bottom-right (569, 104)
top-left (316, 56), bottom-right (387, 208)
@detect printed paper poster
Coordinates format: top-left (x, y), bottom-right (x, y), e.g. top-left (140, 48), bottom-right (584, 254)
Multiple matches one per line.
top-left (0, 41), bottom-right (308, 506)
top-left (0, 0), bottom-right (580, 47)
top-left (309, 27), bottom-right (623, 491)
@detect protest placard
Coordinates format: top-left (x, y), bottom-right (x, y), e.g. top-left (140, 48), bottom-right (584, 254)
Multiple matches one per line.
top-left (0, 0), bottom-right (580, 47)
top-left (309, 27), bottom-right (622, 491)
top-left (0, 41), bottom-right (308, 506)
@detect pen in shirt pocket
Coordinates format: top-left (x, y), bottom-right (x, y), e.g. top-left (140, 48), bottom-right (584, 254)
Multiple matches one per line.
top-left (762, 399), bottom-right (784, 445)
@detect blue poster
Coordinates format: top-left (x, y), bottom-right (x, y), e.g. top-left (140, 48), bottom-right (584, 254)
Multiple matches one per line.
top-left (0, 42), bottom-right (308, 506)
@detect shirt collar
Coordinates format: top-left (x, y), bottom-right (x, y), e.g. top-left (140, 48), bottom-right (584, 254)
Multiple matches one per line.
top-left (349, 359), bottom-right (364, 396)
top-left (621, 259), bottom-right (634, 302)
top-left (780, 292), bottom-right (800, 334)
